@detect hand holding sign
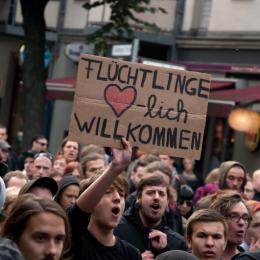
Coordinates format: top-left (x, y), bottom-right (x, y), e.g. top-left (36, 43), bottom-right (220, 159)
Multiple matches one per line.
top-left (111, 137), bottom-right (132, 173)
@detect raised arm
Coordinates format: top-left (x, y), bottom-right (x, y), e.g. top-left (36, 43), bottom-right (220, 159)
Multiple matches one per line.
top-left (77, 138), bottom-right (132, 213)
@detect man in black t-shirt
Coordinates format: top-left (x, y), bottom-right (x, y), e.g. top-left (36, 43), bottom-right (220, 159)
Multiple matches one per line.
top-left (67, 138), bottom-right (141, 260)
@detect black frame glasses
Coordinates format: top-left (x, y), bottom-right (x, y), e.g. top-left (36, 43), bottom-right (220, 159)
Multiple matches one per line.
top-left (226, 213), bottom-right (251, 223)
top-left (36, 140), bottom-right (48, 147)
top-left (178, 199), bottom-right (193, 207)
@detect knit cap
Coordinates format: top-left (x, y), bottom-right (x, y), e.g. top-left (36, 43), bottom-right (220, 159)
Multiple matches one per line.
top-left (54, 174), bottom-right (79, 202)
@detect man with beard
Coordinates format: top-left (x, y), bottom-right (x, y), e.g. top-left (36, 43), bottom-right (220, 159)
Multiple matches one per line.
top-left (114, 174), bottom-right (187, 259)
top-left (218, 161), bottom-right (247, 192)
top-left (209, 190), bottom-right (251, 260)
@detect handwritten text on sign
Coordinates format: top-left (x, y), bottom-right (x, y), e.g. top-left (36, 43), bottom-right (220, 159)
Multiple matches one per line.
top-left (69, 54), bottom-right (211, 159)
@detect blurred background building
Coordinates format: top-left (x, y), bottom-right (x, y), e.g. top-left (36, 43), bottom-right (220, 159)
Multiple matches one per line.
top-left (1, 0), bottom-right (260, 176)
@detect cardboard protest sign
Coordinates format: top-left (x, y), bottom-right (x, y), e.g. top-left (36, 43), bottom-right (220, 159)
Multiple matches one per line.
top-left (69, 54), bottom-right (211, 159)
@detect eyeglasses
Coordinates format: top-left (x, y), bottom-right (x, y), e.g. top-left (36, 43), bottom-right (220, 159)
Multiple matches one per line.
top-left (36, 140), bottom-right (48, 147)
top-left (178, 199), bottom-right (193, 207)
top-left (34, 152), bottom-right (53, 162)
top-left (226, 213), bottom-right (251, 223)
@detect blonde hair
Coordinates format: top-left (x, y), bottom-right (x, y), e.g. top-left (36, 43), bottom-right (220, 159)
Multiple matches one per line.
top-left (205, 168), bottom-right (220, 184)
top-left (3, 187), bottom-right (20, 215)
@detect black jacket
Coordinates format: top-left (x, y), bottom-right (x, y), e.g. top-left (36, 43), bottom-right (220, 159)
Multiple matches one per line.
top-left (231, 251), bottom-right (260, 260)
top-left (114, 203), bottom-right (187, 257)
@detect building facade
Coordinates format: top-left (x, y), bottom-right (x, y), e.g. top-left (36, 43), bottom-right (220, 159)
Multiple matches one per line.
top-left (1, 0), bottom-right (260, 175)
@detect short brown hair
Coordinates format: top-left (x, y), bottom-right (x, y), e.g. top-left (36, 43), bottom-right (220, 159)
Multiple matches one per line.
top-left (144, 161), bottom-right (173, 183)
top-left (132, 154), bottom-right (160, 172)
top-left (136, 174), bottom-right (169, 198)
top-left (80, 144), bottom-right (105, 160)
top-left (3, 171), bottom-right (28, 187)
top-left (186, 209), bottom-right (228, 240)
top-left (81, 153), bottom-right (106, 176)
top-left (209, 190), bottom-right (250, 218)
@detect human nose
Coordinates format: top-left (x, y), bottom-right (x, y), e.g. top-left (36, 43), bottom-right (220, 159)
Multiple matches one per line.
top-left (46, 240), bottom-right (58, 256)
top-left (237, 217), bottom-right (247, 225)
top-left (233, 179), bottom-right (238, 186)
top-left (39, 167), bottom-right (44, 175)
top-left (205, 236), bottom-right (214, 247)
top-left (70, 197), bottom-right (77, 205)
top-left (153, 191), bottom-right (160, 199)
top-left (113, 190), bottom-right (121, 201)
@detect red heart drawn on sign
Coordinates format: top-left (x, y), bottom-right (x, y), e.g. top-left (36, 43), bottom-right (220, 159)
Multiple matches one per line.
top-left (104, 84), bottom-right (137, 117)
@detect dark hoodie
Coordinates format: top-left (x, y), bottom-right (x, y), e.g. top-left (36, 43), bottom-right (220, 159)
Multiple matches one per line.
top-left (231, 251), bottom-right (260, 260)
top-left (114, 203), bottom-right (187, 257)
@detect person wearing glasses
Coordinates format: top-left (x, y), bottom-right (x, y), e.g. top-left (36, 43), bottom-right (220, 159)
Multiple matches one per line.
top-left (218, 161), bottom-right (247, 193)
top-left (209, 190), bottom-right (251, 260)
top-left (30, 134), bottom-right (48, 152)
top-left (177, 185), bottom-right (194, 219)
top-left (31, 152), bottom-right (53, 179)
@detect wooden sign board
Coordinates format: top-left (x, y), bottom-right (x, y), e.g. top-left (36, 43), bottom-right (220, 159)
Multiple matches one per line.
top-left (69, 54), bottom-right (211, 159)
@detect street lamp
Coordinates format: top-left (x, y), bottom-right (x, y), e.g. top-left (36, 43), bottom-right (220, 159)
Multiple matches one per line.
top-left (228, 108), bottom-right (260, 134)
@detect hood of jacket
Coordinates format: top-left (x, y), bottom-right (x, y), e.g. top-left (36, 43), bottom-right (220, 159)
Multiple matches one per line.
top-left (218, 161), bottom-right (246, 191)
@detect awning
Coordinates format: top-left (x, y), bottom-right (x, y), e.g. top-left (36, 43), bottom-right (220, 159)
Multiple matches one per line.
top-left (210, 81), bottom-right (234, 90)
top-left (46, 77), bottom-right (76, 100)
top-left (210, 85), bottom-right (260, 103)
top-left (46, 77), bottom-right (75, 88)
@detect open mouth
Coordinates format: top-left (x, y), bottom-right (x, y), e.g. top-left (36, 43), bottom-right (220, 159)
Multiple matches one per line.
top-left (151, 203), bottom-right (160, 210)
top-left (237, 230), bottom-right (245, 236)
top-left (111, 207), bottom-right (120, 215)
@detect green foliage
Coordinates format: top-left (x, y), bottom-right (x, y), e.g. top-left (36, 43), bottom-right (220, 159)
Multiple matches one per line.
top-left (83, 0), bottom-right (167, 54)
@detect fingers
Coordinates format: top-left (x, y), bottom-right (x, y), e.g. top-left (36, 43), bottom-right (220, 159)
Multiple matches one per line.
top-left (110, 137), bottom-right (132, 173)
top-left (121, 137), bottom-right (132, 151)
top-left (149, 230), bottom-right (167, 250)
top-left (141, 250), bottom-right (154, 260)
top-left (249, 237), bottom-right (260, 252)
top-left (149, 229), bottom-right (165, 239)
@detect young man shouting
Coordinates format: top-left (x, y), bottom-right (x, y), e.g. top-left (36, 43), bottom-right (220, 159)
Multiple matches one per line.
top-left (67, 138), bottom-right (141, 259)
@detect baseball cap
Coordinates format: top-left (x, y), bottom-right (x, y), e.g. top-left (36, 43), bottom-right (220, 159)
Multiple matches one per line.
top-left (19, 177), bottom-right (58, 197)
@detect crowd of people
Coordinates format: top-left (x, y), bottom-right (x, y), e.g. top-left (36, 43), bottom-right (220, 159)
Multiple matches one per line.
top-left (0, 124), bottom-right (260, 259)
